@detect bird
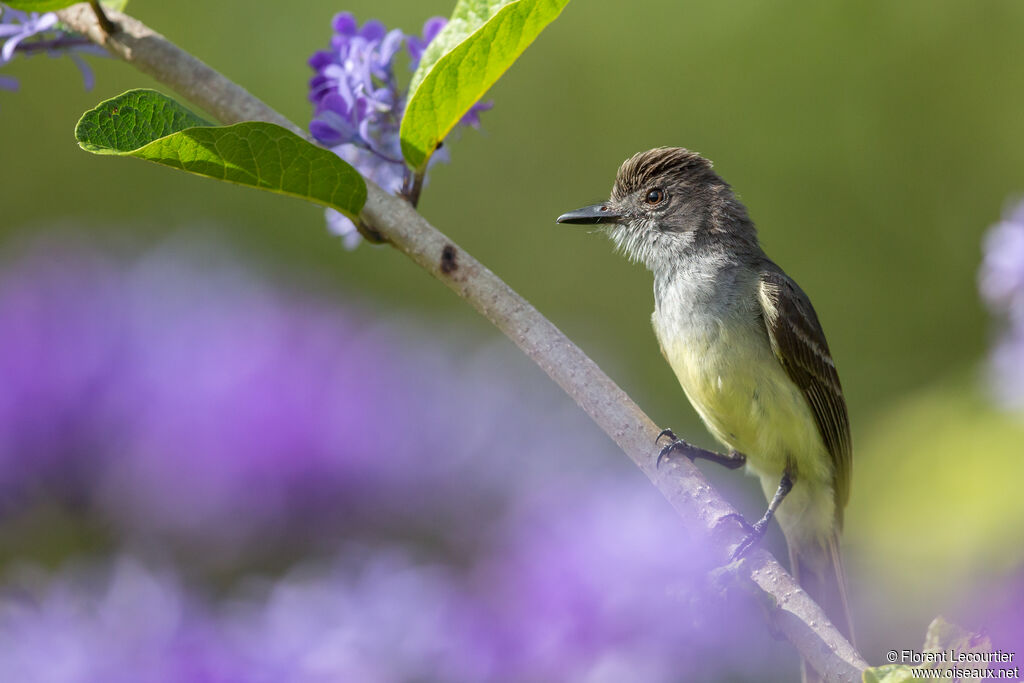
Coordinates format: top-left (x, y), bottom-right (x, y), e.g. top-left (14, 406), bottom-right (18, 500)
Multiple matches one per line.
top-left (557, 147), bottom-right (854, 681)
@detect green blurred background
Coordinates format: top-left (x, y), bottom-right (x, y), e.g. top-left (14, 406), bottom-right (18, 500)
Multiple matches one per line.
top-left (3, 0), bottom-right (1024, 669)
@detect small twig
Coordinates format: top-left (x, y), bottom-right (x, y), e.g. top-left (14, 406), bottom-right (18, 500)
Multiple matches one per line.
top-left (57, 4), bottom-right (299, 135)
top-left (361, 143), bottom-right (406, 167)
top-left (13, 36), bottom-right (94, 53)
top-left (87, 0), bottom-right (117, 35)
top-left (403, 170), bottom-right (426, 208)
top-left (54, 5), bottom-right (869, 680)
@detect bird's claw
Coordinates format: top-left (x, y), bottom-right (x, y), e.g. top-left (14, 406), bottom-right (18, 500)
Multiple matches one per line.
top-left (729, 516), bottom-right (769, 561)
top-left (655, 428), bottom-right (691, 468)
top-left (717, 512), bottom-right (755, 535)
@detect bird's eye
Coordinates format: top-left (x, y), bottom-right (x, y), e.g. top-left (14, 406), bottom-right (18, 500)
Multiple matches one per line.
top-left (645, 188), bottom-right (665, 205)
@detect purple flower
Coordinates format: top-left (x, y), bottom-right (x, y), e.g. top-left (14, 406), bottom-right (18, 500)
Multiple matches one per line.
top-left (461, 99), bottom-right (494, 129)
top-left (324, 207), bottom-right (363, 249)
top-left (980, 199), bottom-right (1024, 409)
top-left (0, 8), bottom-right (57, 63)
top-left (407, 16), bottom-right (447, 68)
top-left (0, 5), bottom-right (104, 91)
top-left (308, 13), bottom-right (490, 248)
top-left (308, 13), bottom-right (406, 174)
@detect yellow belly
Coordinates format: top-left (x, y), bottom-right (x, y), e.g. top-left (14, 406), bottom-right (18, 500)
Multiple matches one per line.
top-left (658, 321), bottom-right (837, 546)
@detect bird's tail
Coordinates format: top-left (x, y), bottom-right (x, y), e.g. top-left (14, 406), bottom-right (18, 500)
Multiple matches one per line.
top-left (789, 533), bottom-right (855, 683)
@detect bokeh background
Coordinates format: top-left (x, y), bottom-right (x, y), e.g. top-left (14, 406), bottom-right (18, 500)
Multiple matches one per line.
top-left (2, 0), bottom-right (1023, 680)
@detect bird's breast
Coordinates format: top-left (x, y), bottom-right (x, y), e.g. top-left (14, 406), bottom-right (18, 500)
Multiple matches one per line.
top-left (652, 302), bottom-right (824, 480)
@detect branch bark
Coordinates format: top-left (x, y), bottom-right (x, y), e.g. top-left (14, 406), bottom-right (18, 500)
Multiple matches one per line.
top-left (56, 5), bottom-right (869, 680)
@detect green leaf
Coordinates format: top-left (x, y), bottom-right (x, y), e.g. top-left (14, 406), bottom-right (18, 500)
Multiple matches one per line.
top-left (2, 0), bottom-right (127, 12)
top-left (407, 0), bottom-right (503, 98)
top-left (861, 617), bottom-right (993, 683)
top-left (3, 0), bottom-right (77, 10)
top-left (862, 665), bottom-right (925, 683)
top-left (923, 616), bottom-right (991, 658)
top-left (76, 89), bottom-right (212, 151)
top-left (400, 0), bottom-right (570, 170)
top-left (75, 89), bottom-right (366, 220)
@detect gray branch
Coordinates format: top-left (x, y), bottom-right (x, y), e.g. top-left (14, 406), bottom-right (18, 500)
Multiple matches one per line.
top-left (56, 4), bottom-right (869, 680)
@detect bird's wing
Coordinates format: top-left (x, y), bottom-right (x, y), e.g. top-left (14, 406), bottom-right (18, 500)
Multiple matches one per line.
top-left (757, 265), bottom-right (851, 525)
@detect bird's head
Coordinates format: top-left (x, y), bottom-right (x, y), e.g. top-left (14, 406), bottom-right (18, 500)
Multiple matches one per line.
top-left (557, 147), bottom-right (752, 270)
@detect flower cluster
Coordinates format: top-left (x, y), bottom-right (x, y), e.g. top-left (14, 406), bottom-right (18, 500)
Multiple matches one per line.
top-left (0, 4), bottom-right (104, 92)
top-left (979, 199), bottom-right (1024, 409)
top-left (308, 14), bottom-right (407, 187)
top-left (308, 12), bottom-right (491, 248)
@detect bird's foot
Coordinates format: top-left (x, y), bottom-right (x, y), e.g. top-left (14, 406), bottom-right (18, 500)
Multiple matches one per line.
top-left (728, 515), bottom-right (770, 561)
top-left (656, 428), bottom-right (746, 470)
top-left (656, 428), bottom-right (692, 468)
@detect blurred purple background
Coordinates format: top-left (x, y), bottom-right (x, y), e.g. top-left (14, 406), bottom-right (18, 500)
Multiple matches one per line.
top-left (0, 235), bottom-right (794, 681)
top-left (0, 198), bottom-right (1020, 679)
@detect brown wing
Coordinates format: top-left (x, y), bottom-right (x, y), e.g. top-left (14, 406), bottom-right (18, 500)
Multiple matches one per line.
top-left (757, 265), bottom-right (851, 526)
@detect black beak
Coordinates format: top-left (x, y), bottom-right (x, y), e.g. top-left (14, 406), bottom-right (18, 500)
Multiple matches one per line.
top-left (556, 203), bottom-right (622, 225)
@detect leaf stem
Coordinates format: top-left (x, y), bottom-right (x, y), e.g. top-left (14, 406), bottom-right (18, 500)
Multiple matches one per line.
top-left (403, 170), bottom-right (426, 208)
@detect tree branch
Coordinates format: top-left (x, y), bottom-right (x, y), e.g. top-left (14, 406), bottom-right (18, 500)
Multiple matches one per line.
top-left (56, 5), bottom-right (301, 135)
top-left (55, 5), bottom-right (868, 680)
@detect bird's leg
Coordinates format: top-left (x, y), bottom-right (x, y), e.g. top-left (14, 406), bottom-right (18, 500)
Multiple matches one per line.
top-left (730, 471), bottom-right (794, 560)
top-left (655, 429), bottom-right (746, 470)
